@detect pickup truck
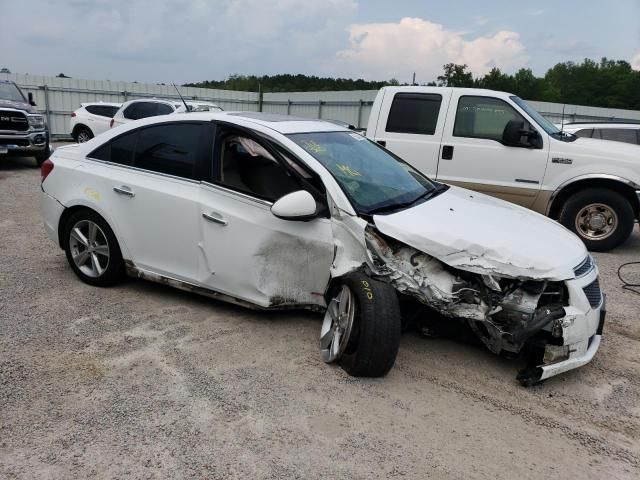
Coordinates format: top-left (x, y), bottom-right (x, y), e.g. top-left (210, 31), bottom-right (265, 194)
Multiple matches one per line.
top-left (0, 80), bottom-right (52, 166)
top-left (366, 86), bottom-right (640, 251)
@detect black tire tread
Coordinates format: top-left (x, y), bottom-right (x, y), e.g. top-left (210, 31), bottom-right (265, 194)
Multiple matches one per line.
top-left (338, 272), bottom-right (402, 377)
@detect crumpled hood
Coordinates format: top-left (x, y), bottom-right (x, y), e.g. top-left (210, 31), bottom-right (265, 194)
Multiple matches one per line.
top-left (0, 98), bottom-right (36, 113)
top-left (373, 186), bottom-right (587, 280)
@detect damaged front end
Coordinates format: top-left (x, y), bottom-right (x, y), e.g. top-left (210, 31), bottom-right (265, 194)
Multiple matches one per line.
top-left (365, 227), bottom-right (585, 382)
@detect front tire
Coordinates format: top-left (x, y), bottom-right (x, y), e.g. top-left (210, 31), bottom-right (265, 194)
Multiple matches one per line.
top-left (320, 272), bottom-right (401, 377)
top-left (63, 210), bottom-right (124, 286)
top-left (559, 188), bottom-right (635, 252)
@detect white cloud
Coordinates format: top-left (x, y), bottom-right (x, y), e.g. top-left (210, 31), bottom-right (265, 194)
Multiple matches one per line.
top-left (331, 17), bottom-right (528, 82)
top-left (632, 52), bottom-right (640, 71)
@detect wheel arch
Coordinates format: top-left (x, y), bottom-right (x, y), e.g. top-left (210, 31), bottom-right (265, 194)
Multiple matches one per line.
top-left (547, 176), bottom-right (640, 220)
top-left (57, 204), bottom-right (128, 258)
top-left (71, 123), bottom-right (93, 138)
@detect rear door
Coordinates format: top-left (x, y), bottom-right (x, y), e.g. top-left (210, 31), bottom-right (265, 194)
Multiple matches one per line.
top-left (197, 125), bottom-right (334, 308)
top-left (370, 88), bottom-right (451, 178)
top-left (86, 121), bottom-right (211, 281)
top-left (436, 92), bottom-right (549, 208)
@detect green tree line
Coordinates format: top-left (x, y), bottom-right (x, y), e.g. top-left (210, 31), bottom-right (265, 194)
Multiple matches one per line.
top-left (186, 58), bottom-right (640, 109)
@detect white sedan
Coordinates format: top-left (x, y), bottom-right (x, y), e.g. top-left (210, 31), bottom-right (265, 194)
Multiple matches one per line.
top-left (40, 112), bottom-right (605, 384)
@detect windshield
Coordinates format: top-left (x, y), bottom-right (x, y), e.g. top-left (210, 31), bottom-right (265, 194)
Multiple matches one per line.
top-left (0, 82), bottom-right (26, 103)
top-left (288, 131), bottom-right (437, 214)
top-left (511, 96), bottom-right (560, 135)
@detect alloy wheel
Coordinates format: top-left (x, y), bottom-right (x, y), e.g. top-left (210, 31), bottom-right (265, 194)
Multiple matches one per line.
top-left (320, 285), bottom-right (355, 363)
top-left (68, 219), bottom-right (110, 278)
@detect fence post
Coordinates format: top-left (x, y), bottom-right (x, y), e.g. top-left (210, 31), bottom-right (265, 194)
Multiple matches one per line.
top-left (123, 90), bottom-right (128, 102)
top-left (357, 99), bottom-right (363, 128)
top-left (42, 85), bottom-right (52, 130)
top-left (258, 87), bottom-right (263, 112)
top-left (287, 99), bottom-right (291, 115)
top-left (318, 100), bottom-right (323, 119)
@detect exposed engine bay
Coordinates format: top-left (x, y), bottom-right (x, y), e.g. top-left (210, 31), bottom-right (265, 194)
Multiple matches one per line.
top-left (365, 227), bottom-right (570, 357)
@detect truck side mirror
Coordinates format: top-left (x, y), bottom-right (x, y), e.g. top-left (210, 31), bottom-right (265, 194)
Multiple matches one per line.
top-left (502, 119), bottom-right (541, 148)
top-left (28, 92), bottom-right (37, 107)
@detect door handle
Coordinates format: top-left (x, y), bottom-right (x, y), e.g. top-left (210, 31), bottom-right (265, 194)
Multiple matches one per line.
top-left (441, 145), bottom-right (454, 160)
top-left (376, 140), bottom-right (386, 147)
top-left (113, 185), bottom-right (135, 197)
top-left (202, 212), bottom-right (228, 226)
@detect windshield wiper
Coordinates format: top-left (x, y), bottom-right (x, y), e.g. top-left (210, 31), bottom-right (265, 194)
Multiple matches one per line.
top-left (366, 184), bottom-right (448, 216)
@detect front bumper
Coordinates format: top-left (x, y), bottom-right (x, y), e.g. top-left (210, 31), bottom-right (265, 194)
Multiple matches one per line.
top-left (0, 130), bottom-right (49, 154)
top-left (522, 267), bottom-right (605, 384)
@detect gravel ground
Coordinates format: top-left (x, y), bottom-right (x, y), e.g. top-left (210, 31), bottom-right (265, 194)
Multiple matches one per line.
top-left (1, 149), bottom-right (640, 479)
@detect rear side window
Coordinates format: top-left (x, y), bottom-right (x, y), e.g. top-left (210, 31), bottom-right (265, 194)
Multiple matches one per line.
top-left (89, 130), bottom-right (137, 166)
top-left (85, 105), bottom-right (119, 117)
top-left (123, 102), bottom-right (160, 120)
top-left (386, 93), bottom-right (442, 135)
top-left (134, 123), bottom-right (204, 179)
top-left (156, 103), bottom-right (174, 115)
top-left (598, 128), bottom-right (639, 145)
top-left (575, 128), bottom-right (593, 138)
top-left (453, 96), bottom-right (525, 142)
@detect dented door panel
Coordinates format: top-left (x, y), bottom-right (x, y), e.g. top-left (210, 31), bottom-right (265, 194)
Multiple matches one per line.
top-left (198, 182), bottom-right (334, 308)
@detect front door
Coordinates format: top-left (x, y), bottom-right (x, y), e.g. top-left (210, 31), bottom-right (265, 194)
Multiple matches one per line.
top-left (198, 128), bottom-right (334, 308)
top-left (436, 93), bottom-right (549, 208)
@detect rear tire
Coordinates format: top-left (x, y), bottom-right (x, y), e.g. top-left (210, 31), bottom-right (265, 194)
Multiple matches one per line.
top-left (559, 188), bottom-right (635, 252)
top-left (63, 210), bottom-right (125, 287)
top-left (74, 127), bottom-right (93, 143)
top-left (321, 272), bottom-right (402, 377)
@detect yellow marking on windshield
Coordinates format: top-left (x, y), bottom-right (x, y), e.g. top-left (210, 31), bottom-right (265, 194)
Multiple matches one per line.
top-left (302, 140), bottom-right (326, 154)
top-left (336, 164), bottom-right (361, 177)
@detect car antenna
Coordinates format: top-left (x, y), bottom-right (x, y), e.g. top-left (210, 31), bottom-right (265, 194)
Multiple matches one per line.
top-left (172, 83), bottom-right (190, 112)
top-left (560, 103), bottom-right (566, 135)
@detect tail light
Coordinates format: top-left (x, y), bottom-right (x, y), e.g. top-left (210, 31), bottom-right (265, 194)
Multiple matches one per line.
top-left (41, 159), bottom-right (54, 183)
top-left (70, 112), bottom-right (76, 117)
top-left (110, 118), bottom-right (114, 128)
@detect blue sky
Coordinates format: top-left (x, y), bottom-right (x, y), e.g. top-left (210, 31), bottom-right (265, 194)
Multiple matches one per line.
top-left (1, 0), bottom-right (638, 84)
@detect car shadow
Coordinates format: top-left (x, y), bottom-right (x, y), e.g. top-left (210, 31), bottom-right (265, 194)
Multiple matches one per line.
top-left (0, 155), bottom-right (38, 172)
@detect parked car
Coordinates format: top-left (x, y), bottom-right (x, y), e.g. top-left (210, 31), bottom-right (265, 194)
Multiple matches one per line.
top-left (0, 79), bottom-right (53, 166)
top-left (40, 112), bottom-right (604, 385)
top-left (366, 87), bottom-right (640, 251)
top-left (70, 102), bottom-right (122, 143)
top-left (110, 98), bottom-right (222, 128)
top-left (558, 122), bottom-right (640, 146)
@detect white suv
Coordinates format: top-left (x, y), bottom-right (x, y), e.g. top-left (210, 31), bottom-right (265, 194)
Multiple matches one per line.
top-left (559, 123), bottom-right (640, 146)
top-left (110, 98), bottom-right (222, 128)
top-left (70, 102), bottom-right (122, 143)
top-left (39, 112), bottom-right (604, 385)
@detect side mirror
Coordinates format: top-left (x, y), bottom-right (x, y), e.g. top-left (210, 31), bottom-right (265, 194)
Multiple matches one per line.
top-left (271, 190), bottom-right (318, 221)
top-left (502, 119), bottom-right (541, 148)
top-left (28, 92), bottom-right (36, 107)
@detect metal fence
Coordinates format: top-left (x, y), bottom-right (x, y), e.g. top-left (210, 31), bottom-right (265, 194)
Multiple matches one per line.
top-left (3, 72), bottom-right (640, 139)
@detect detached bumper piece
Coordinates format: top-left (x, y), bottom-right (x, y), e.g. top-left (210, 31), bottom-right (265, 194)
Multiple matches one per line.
top-left (518, 295), bottom-right (605, 386)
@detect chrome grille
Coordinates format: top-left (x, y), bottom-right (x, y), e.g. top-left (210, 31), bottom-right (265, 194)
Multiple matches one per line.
top-left (583, 278), bottom-right (602, 308)
top-left (0, 110), bottom-right (28, 131)
top-left (574, 255), bottom-right (593, 277)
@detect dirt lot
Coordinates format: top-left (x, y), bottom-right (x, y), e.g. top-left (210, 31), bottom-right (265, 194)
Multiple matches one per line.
top-left (1, 150), bottom-right (640, 479)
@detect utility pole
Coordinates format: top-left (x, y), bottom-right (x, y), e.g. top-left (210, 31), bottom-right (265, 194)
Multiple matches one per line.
top-left (412, 72), bottom-right (416, 86)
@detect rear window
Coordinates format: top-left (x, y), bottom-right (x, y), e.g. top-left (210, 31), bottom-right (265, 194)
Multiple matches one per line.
top-left (385, 93), bottom-right (442, 135)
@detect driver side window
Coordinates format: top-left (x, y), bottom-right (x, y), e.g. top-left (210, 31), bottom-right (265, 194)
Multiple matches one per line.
top-left (453, 96), bottom-right (525, 142)
top-left (216, 133), bottom-right (301, 202)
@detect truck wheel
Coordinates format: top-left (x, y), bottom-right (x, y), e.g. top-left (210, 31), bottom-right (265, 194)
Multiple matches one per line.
top-left (74, 127), bottom-right (93, 143)
top-left (320, 272), bottom-right (401, 377)
top-left (34, 150), bottom-right (50, 167)
top-left (559, 188), bottom-right (635, 251)
top-left (63, 210), bottom-right (125, 287)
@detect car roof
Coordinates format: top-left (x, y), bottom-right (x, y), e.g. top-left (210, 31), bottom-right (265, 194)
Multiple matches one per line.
top-left (80, 101), bottom-right (122, 107)
top-left (109, 110), bottom-right (351, 134)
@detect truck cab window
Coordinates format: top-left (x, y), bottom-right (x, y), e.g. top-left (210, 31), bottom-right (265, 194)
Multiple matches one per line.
top-left (386, 93), bottom-right (442, 135)
top-left (454, 96), bottom-right (527, 143)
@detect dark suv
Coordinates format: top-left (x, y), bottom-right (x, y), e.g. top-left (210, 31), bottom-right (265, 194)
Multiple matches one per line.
top-left (0, 80), bottom-right (52, 166)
